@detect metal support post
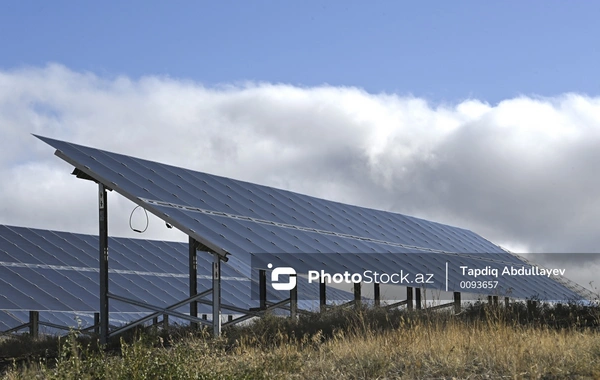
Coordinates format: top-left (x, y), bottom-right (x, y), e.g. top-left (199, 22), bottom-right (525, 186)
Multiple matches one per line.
top-left (488, 295), bottom-right (493, 305)
top-left (504, 297), bottom-right (510, 308)
top-left (213, 253), bottom-right (221, 337)
top-left (453, 292), bottom-right (461, 314)
top-left (354, 282), bottom-right (361, 307)
top-left (290, 284), bottom-right (298, 320)
top-left (527, 300), bottom-right (536, 317)
top-left (406, 287), bottom-right (413, 310)
top-left (319, 279), bottom-right (326, 313)
top-left (415, 288), bottom-right (422, 309)
top-left (163, 314), bottom-right (169, 329)
top-left (94, 313), bottom-right (100, 335)
top-left (98, 184), bottom-right (109, 345)
top-left (189, 237), bottom-right (198, 328)
top-left (374, 282), bottom-right (380, 307)
top-left (29, 311), bottom-right (39, 338)
top-left (492, 296), bottom-right (498, 307)
top-left (259, 269), bottom-right (267, 310)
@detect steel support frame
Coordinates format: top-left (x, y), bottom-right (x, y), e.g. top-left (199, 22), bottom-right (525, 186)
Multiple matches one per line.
top-left (212, 253), bottom-right (221, 336)
top-left (353, 283), bottom-right (361, 308)
top-left (383, 287), bottom-right (416, 310)
top-left (99, 184), bottom-right (109, 344)
top-left (259, 269), bottom-right (267, 310)
top-left (96, 183), bottom-right (228, 344)
top-left (406, 287), bottom-right (414, 310)
top-left (320, 278), bottom-right (327, 312)
top-left (454, 291), bottom-right (461, 314)
top-left (190, 237), bottom-right (198, 329)
top-left (222, 298), bottom-right (301, 327)
top-left (108, 290), bottom-right (214, 338)
top-left (384, 299), bottom-right (409, 310)
top-left (415, 288), bottom-right (422, 309)
top-left (428, 302), bottom-right (456, 311)
top-left (29, 311), bottom-right (39, 338)
top-left (290, 284), bottom-right (298, 320)
top-left (250, 269), bottom-right (301, 320)
top-left (0, 323), bottom-right (30, 336)
top-left (88, 181), bottom-right (332, 343)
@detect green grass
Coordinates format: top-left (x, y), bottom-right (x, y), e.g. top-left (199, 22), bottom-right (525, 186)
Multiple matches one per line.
top-left (2, 302), bottom-right (600, 379)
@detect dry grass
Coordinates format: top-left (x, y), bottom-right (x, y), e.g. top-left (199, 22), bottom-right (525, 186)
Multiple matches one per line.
top-left (2, 305), bottom-right (600, 379)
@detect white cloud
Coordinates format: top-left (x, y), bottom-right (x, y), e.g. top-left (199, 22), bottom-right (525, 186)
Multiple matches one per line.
top-left (1, 63), bottom-right (600, 289)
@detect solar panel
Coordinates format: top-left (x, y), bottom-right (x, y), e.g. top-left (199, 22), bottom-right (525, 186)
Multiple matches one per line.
top-left (36, 135), bottom-right (503, 257)
top-left (0, 225), bottom-right (252, 314)
top-left (0, 225), bottom-right (354, 333)
top-left (34, 135), bottom-right (591, 303)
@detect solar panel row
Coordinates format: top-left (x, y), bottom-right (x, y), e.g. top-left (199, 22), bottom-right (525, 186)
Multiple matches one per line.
top-left (1, 135), bottom-right (591, 335)
top-left (0, 225), bottom-right (251, 314)
top-left (0, 224), bottom-right (354, 333)
top-left (36, 135), bottom-right (589, 302)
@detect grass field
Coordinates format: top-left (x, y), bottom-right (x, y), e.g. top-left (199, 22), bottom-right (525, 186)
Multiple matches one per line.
top-left (1, 303), bottom-right (600, 379)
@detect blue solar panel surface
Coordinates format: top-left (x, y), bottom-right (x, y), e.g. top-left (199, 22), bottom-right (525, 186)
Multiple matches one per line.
top-left (35, 136), bottom-right (588, 302)
top-left (0, 225), bottom-right (252, 314)
top-left (0, 225), bottom-right (353, 332)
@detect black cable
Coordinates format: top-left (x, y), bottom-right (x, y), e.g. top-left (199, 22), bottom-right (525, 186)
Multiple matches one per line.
top-left (129, 205), bottom-right (149, 233)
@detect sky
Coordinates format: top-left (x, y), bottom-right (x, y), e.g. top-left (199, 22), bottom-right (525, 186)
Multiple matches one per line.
top-left (2, 1), bottom-right (600, 103)
top-left (1, 1), bottom-right (600, 291)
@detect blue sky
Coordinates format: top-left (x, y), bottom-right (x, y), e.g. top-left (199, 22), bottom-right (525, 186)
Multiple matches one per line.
top-left (2, 1), bottom-right (599, 104)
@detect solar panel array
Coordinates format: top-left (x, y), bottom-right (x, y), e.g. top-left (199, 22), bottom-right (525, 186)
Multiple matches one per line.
top-left (0, 224), bottom-right (252, 313)
top-left (0, 224), bottom-right (353, 333)
top-left (0, 225), bottom-right (242, 332)
top-left (35, 135), bottom-right (588, 302)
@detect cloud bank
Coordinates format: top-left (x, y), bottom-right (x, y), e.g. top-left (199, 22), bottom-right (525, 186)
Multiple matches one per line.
top-left (1, 64), bottom-right (599, 288)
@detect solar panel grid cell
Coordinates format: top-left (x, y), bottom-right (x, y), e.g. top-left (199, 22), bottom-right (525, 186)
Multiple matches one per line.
top-left (45, 232), bottom-right (97, 267)
top-left (0, 237), bottom-right (22, 263)
top-left (0, 311), bottom-right (22, 331)
top-left (145, 240), bottom-right (188, 270)
top-left (105, 240), bottom-right (150, 272)
top-left (0, 267), bottom-right (69, 311)
top-left (111, 272), bottom-right (176, 307)
top-left (0, 286), bottom-right (25, 310)
top-left (24, 268), bottom-right (95, 310)
top-left (1, 229), bottom-right (48, 265)
top-left (117, 239), bottom-right (181, 273)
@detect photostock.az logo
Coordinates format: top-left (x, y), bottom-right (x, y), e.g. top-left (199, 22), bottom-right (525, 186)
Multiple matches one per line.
top-left (268, 263), bottom-right (297, 290)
